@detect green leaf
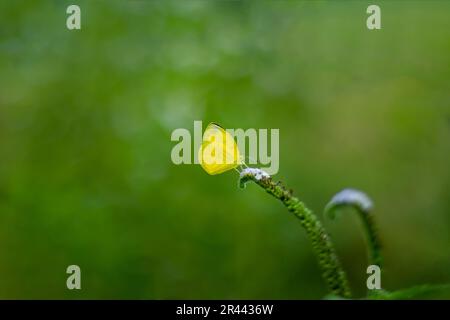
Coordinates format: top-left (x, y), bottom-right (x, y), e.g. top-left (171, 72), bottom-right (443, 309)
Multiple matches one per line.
top-left (369, 284), bottom-right (450, 299)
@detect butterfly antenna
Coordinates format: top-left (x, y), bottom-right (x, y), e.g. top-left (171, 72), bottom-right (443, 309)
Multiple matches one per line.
top-left (239, 155), bottom-right (248, 168)
top-left (243, 155), bottom-right (259, 168)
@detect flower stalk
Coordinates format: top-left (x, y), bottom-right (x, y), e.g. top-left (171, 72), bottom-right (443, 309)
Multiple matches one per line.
top-left (239, 168), bottom-right (351, 298)
top-left (324, 189), bottom-right (383, 268)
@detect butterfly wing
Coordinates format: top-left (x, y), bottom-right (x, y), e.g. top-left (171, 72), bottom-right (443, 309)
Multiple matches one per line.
top-left (199, 123), bottom-right (241, 175)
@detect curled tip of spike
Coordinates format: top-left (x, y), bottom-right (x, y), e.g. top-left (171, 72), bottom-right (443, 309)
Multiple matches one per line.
top-left (325, 188), bottom-right (374, 219)
top-left (239, 168), bottom-right (270, 189)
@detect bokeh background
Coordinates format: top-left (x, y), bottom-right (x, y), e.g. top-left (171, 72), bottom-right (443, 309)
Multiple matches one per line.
top-left (0, 0), bottom-right (449, 299)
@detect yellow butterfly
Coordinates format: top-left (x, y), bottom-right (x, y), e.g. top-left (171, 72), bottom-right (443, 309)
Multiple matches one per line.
top-left (199, 122), bottom-right (242, 175)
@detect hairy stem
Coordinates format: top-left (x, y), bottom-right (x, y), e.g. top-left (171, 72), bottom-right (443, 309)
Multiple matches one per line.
top-left (361, 212), bottom-right (382, 268)
top-left (239, 168), bottom-right (351, 298)
top-left (325, 189), bottom-right (383, 268)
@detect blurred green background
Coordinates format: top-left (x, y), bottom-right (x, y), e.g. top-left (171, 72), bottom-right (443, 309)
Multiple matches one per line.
top-left (0, 1), bottom-right (449, 299)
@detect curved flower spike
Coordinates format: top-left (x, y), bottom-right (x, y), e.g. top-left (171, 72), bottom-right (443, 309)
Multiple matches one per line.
top-left (239, 168), bottom-right (270, 188)
top-left (325, 189), bottom-right (373, 218)
top-left (240, 168), bottom-right (351, 298)
top-left (324, 189), bottom-right (382, 268)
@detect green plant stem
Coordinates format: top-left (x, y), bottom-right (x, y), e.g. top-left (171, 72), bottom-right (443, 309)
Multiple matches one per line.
top-left (324, 190), bottom-right (383, 268)
top-left (240, 169), bottom-right (351, 298)
top-left (360, 211), bottom-right (383, 268)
